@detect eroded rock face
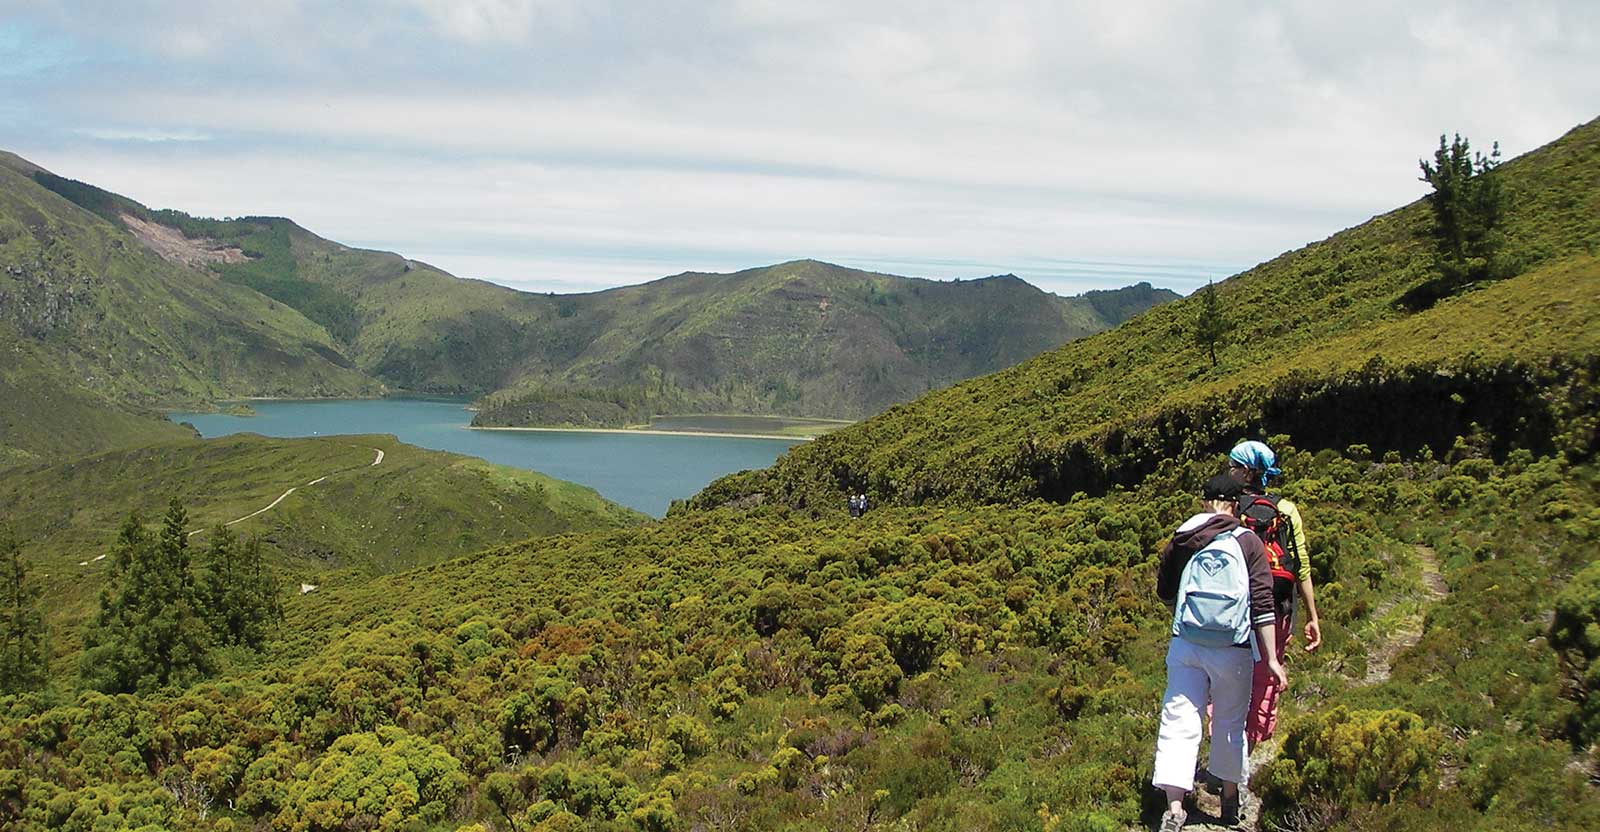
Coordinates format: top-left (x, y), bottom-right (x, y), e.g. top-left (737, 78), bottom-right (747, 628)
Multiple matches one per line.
top-left (0, 252), bottom-right (100, 338)
top-left (119, 212), bottom-right (248, 268)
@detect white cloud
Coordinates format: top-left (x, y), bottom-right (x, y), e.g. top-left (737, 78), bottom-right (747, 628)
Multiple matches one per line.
top-left (4, 1), bottom-right (1597, 292)
top-left (73, 126), bottom-right (212, 143)
top-left (405, 0), bottom-right (586, 43)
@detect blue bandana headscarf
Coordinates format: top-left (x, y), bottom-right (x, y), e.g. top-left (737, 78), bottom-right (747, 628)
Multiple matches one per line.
top-left (1230, 440), bottom-right (1282, 489)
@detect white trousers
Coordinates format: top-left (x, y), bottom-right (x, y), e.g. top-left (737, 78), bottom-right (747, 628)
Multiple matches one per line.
top-left (1152, 637), bottom-right (1253, 791)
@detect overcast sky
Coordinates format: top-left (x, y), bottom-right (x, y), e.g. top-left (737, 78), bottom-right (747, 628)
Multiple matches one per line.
top-left (2, 1), bottom-right (1595, 295)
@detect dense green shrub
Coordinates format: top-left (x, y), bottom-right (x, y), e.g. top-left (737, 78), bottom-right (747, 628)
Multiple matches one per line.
top-left (1551, 560), bottom-right (1600, 747)
top-left (277, 726), bottom-right (466, 832)
top-left (1256, 707), bottom-right (1442, 826)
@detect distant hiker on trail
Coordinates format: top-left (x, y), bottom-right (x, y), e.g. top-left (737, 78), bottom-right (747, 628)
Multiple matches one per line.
top-left (1153, 473), bottom-right (1286, 832)
top-left (1228, 439), bottom-right (1322, 744)
top-left (858, 493), bottom-right (869, 514)
top-left (848, 494), bottom-right (862, 518)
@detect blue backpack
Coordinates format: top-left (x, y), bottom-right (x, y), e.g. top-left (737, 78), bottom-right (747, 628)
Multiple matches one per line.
top-left (1171, 528), bottom-right (1254, 648)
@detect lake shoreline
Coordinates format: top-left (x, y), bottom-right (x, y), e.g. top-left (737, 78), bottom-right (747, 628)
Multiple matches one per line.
top-left (468, 425), bottom-right (813, 442)
top-left (170, 398), bottom-right (802, 516)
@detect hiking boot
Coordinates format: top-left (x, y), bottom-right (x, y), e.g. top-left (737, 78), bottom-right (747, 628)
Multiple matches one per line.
top-left (1158, 809), bottom-right (1186, 832)
top-left (1220, 791), bottom-right (1241, 826)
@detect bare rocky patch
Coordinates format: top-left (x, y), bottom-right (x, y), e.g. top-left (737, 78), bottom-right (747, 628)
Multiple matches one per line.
top-left (119, 213), bottom-right (250, 268)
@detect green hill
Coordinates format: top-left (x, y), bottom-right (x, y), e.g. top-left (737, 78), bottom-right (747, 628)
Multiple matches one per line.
top-left (0, 340), bottom-right (193, 466)
top-left (689, 117), bottom-right (1600, 511)
top-left (0, 432), bottom-right (644, 652)
top-left (469, 264), bottom-right (1176, 425)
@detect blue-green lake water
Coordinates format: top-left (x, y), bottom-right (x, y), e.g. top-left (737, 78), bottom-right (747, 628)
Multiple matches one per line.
top-left (168, 399), bottom-right (799, 517)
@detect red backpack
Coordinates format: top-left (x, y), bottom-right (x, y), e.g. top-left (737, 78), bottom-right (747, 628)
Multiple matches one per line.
top-left (1238, 494), bottom-right (1300, 610)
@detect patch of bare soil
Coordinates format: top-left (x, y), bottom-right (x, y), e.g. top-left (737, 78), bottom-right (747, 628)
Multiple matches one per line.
top-left (119, 213), bottom-right (250, 268)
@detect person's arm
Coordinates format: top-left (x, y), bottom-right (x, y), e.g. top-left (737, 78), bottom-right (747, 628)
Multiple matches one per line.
top-left (1156, 538), bottom-right (1182, 605)
top-left (1254, 619), bottom-right (1287, 686)
top-left (1297, 574), bottom-right (1322, 651)
top-left (1281, 500), bottom-right (1322, 650)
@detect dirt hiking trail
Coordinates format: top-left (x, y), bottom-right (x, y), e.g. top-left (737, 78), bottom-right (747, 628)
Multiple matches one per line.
top-left (182, 445), bottom-right (385, 538)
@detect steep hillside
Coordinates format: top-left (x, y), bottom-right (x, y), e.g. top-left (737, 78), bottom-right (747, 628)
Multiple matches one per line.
top-left (0, 340), bottom-right (192, 465)
top-left (0, 154), bottom-right (382, 461)
top-left (0, 432), bottom-right (644, 646)
top-left (690, 117), bottom-right (1600, 511)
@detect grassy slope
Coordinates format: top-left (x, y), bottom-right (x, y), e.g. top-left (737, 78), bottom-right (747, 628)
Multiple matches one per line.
top-left (0, 432), bottom-right (644, 652)
top-left (0, 341), bottom-right (192, 466)
top-left (0, 157), bottom-right (382, 461)
top-left (690, 117), bottom-right (1600, 510)
top-left (283, 458), bottom-right (1600, 832)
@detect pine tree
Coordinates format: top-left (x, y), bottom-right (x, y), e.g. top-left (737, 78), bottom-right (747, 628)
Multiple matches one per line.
top-left (0, 524), bottom-right (48, 694)
top-left (1193, 280), bottom-right (1229, 367)
top-left (241, 534), bottom-right (283, 645)
top-left (1419, 133), bottom-right (1510, 290)
top-left (199, 526), bottom-right (281, 649)
top-left (81, 501), bottom-right (214, 693)
top-left (199, 525), bottom-right (237, 641)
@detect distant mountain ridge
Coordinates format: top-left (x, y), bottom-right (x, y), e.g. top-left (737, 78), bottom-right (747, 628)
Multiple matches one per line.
top-left (0, 154), bottom-right (1179, 447)
top-left (471, 262), bottom-right (1176, 425)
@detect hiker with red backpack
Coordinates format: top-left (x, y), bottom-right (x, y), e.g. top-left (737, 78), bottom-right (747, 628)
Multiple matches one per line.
top-left (1228, 440), bottom-right (1323, 744)
top-left (1152, 473), bottom-right (1286, 831)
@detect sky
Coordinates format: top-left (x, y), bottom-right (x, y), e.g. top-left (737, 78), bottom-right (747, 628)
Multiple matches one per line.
top-left (1, 1), bottom-right (1595, 296)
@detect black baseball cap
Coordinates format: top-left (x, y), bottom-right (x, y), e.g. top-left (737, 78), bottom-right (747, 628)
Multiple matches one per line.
top-left (1201, 472), bottom-right (1244, 501)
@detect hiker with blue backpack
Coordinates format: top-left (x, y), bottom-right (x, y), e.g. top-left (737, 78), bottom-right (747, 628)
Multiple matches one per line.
top-left (1227, 440), bottom-right (1322, 744)
top-left (1152, 473), bottom-right (1286, 831)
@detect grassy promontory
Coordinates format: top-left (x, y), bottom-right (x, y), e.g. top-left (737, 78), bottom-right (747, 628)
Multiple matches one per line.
top-left (470, 413), bottom-right (851, 440)
top-left (464, 267), bottom-right (1178, 426)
